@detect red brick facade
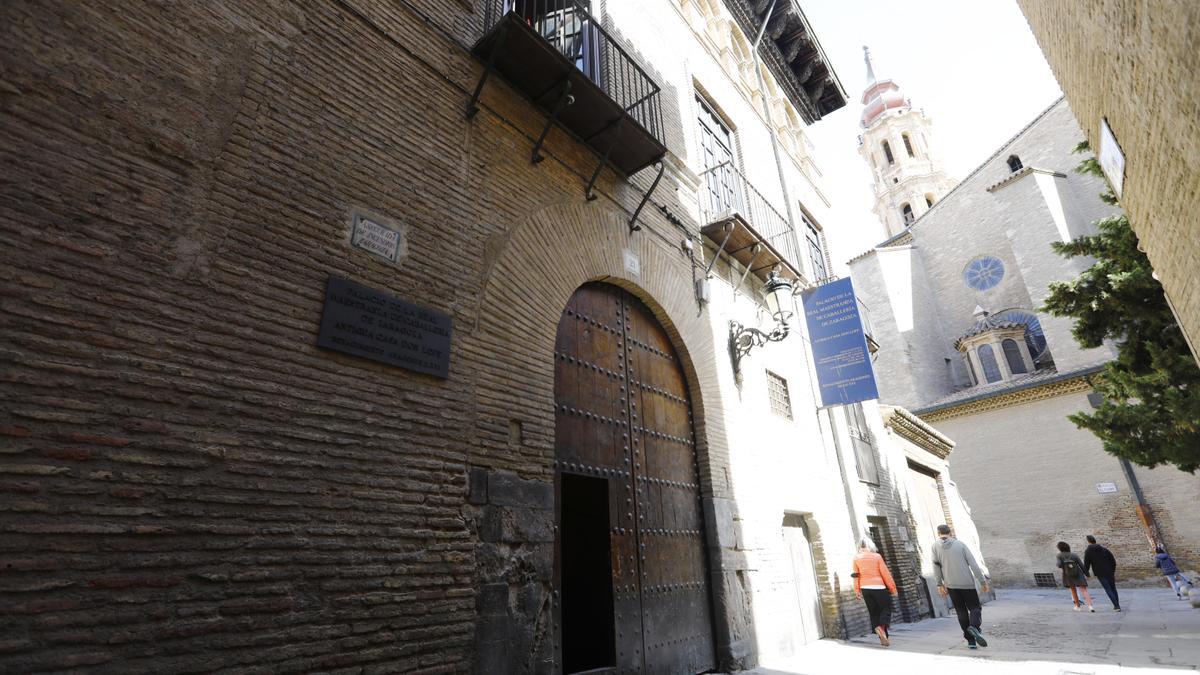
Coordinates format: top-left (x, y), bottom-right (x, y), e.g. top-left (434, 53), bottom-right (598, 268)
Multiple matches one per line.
top-left (0, 1), bottom-right (691, 670)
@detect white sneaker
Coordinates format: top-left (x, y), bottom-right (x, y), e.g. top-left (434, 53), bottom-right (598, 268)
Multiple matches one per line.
top-left (1073, 605), bottom-right (1081, 611)
top-left (1089, 606), bottom-right (1095, 612)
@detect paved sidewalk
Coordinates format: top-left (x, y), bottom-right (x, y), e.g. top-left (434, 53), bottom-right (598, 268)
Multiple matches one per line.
top-left (743, 588), bottom-right (1200, 674)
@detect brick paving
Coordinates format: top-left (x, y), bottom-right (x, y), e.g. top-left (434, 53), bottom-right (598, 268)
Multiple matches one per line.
top-left (742, 588), bottom-right (1200, 674)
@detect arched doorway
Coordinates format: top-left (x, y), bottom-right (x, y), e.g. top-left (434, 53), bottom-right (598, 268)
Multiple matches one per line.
top-left (553, 282), bottom-right (715, 674)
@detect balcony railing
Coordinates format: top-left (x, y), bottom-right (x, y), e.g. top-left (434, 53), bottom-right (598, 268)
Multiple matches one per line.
top-left (698, 161), bottom-right (805, 282)
top-left (471, 0), bottom-right (666, 177)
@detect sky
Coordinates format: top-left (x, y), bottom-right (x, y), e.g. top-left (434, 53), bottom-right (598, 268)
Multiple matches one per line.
top-left (799, 0), bottom-right (1064, 275)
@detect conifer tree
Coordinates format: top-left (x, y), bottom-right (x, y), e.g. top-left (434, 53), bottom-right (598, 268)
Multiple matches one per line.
top-left (1042, 142), bottom-right (1200, 472)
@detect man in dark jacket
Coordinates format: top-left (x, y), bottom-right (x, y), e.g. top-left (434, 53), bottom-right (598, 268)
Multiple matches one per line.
top-left (1083, 534), bottom-right (1120, 611)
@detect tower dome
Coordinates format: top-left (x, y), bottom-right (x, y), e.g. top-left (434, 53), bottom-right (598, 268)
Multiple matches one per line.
top-left (856, 46), bottom-right (957, 238)
top-left (860, 47), bottom-right (909, 128)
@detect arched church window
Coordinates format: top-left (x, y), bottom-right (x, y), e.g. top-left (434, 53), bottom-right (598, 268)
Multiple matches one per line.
top-left (995, 309), bottom-right (1049, 363)
top-left (882, 140), bottom-right (894, 165)
top-left (977, 344), bottom-right (1002, 383)
top-left (901, 203), bottom-right (914, 225)
top-left (1007, 155), bottom-right (1023, 172)
top-left (1002, 339), bottom-right (1027, 374)
top-left (902, 133), bottom-right (915, 157)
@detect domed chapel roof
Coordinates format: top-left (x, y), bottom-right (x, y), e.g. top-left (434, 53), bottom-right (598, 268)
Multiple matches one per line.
top-left (954, 307), bottom-right (1026, 350)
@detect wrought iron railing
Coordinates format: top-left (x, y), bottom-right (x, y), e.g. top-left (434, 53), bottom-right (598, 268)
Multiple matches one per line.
top-left (482, 0), bottom-right (665, 144)
top-left (698, 161), bottom-right (804, 276)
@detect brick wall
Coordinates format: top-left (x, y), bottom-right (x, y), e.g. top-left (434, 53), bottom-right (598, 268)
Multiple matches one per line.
top-left (0, 1), bottom-right (730, 670)
top-left (0, 1), bottom-right (889, 672)
top-left (1016, 0), bottom-right (1200, 366)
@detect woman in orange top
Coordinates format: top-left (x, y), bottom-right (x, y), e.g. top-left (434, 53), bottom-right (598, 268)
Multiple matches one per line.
top-left (853, 537), bottom-right (898, 646)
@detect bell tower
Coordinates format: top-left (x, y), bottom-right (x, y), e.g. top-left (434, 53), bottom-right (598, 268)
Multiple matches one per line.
top-left (857, 46), bottom-right (956, 238)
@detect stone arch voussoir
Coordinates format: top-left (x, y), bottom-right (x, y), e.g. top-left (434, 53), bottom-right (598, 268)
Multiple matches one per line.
top-left (471, 200), bottom-right (724, 491)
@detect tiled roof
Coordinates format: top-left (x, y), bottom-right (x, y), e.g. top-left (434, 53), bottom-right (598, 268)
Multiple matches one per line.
top-left (914, 364), bottom-right (1106, 415)
top-left (953, 315), bottom-right (1025, 349)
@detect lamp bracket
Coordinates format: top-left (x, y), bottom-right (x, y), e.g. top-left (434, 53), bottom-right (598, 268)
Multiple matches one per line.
top-left (729, 317), bottom-right (791, 374)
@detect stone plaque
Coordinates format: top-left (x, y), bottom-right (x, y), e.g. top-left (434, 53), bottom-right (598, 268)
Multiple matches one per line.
top-left (316, 276), bottom-right (452, 378)
top-left (1096, 481), bottom-right (1118, 494)
top-left (351, 214), bottom-right (402, 261)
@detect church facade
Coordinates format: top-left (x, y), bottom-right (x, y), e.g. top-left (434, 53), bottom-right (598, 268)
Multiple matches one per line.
top-left (846, 58), bottom-right (1200, 588)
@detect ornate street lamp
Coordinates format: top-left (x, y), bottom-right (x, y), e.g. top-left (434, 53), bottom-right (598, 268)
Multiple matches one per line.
top-left (729, 270), bottom-right (794, 374)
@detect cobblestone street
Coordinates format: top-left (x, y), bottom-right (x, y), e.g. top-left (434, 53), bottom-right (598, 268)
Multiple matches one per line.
top-left (746, 588), bottom-right (1200, 674)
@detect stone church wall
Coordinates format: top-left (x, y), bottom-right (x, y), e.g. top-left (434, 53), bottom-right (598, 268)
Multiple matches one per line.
top-left (894, 101), bottom-right (1116, 388)
top-left (940, 391), bottom-right (1198, 587)
top-left (850, 100), bottom-right (1119, 409)
top-left (850, 97), bottom-right (1196, 592)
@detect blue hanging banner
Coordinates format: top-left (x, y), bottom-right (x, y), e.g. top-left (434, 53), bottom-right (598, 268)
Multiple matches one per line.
top-left (800, 277), bottom-right (879, 407)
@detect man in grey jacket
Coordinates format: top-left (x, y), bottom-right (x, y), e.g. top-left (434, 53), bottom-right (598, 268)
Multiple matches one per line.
top-left (932, 524), bottom-right (991, 649)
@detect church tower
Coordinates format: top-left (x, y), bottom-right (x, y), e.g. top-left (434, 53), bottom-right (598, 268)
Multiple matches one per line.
top-left (857, 47), bottom-right (956, 238)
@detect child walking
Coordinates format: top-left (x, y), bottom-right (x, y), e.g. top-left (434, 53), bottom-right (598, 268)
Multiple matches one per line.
top-left (1155, 547), bottom-right (1193, 599)
top-left (1056, 542), bottom-right (1094, 612)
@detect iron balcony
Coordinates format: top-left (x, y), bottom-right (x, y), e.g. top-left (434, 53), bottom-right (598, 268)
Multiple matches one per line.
top-left (471, 0), bottom-right (667, 177)
top-left (698, 161), bottom-right (806, 284)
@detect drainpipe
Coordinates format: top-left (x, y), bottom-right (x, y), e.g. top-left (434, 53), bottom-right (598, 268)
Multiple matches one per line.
top-left (751, 0), bottom-right (803, 269)
top-left (825, 407), bottom-right (861, 543)
top-left (1120, 458), bottom-right (1165, 550)
top-left (1089, 390), bottom-right (1165, 551)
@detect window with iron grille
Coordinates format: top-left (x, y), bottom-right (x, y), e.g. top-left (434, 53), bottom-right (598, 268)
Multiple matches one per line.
top-left (766, 371), bottom-right (793, 420)
top-left (1033, 573), bottom-right (1057, 588)
top-left (697, 95), bottom-right (738, 217)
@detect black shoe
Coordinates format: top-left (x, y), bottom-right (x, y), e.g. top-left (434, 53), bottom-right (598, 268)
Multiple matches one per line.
top-left (967, 626), bottom-right (988, 647)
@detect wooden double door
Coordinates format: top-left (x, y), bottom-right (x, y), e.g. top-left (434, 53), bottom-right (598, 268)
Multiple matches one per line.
top-left (553, 283), bottom-right (715, 674)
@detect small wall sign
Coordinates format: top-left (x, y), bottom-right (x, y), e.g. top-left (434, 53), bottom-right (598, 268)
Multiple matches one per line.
top-left (623, 249), bottom-right (640, 277)
top-left (1098, 117), bottom-right (1125, 199)
top-left (351, 214), bottom-right (402, 261)
top-left (1096, 481), bottom-right (1118, 494)
top-left (316, 276), bottom-right (452, 378)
